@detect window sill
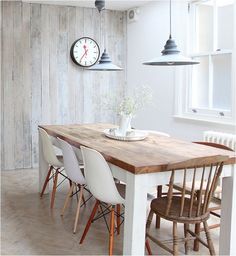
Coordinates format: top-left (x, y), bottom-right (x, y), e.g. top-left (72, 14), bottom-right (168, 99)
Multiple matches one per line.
top-left (174, 115), bottom-right (236, 128)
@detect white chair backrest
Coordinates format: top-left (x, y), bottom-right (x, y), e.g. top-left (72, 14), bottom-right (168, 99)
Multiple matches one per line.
top-left (38, 128), bottom-right (63, 167)
top-left (81, 146), bottom-right (125, 205)
top-left (58, 138), bottom-right (86, 185)
top-left (146, 130), bottom-right (170, 137)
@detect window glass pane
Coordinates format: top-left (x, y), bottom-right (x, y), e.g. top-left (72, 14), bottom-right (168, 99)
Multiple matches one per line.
top-left (217, 3), bottom-right (234, 49)
top-left (191, 56), bottom-right (209, 109)
top-left (212, 54), bottom-right (232, 110)
top-left (196, 2), bottom-right (214, 52)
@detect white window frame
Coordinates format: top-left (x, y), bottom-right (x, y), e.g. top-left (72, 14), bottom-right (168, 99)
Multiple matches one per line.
top-left (175, 0), bottom-right (236, 126)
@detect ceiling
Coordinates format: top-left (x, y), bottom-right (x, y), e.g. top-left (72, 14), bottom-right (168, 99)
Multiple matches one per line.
top-left (22, 0), bottom-right (153, 11)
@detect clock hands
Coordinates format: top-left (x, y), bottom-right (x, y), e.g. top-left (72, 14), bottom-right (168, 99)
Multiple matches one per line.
top-left (80, 45), bottom-right (89, 63)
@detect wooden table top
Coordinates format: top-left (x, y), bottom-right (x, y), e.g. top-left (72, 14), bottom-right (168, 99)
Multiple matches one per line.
top-left (39, 123), bottom-right (236, 174)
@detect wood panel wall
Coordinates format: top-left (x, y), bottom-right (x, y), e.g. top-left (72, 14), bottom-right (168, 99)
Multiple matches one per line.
top-left (0, 1), bottom-right (2, 170)
top-left (1, 1), bottom-right (127, 170)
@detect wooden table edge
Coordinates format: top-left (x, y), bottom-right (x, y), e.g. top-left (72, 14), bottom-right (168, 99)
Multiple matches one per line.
top-left (38, 125), bottom-right (236, 175)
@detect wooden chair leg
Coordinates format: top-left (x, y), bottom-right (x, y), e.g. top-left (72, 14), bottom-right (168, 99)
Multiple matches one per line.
top-left (109, 206), bottom-right (115, 256)
top-left (146, 210), bottom-right (154, 234)
top-left (78, 185), bottom-right (86, 205)
top-left (82, 194), bottom-right (86, 205)
top-left (173, 222), bottom-right (178, 256)
top-left (203, 221), bottom-right (216, 256)
top-left (184, 223), bottom-right (190, 255)
top-left (61, 183), bottom-right (75, 216)
top-left (40, 165), bottom-right (53, 197)
top-left (73, 185), bottom-right (84, 234)
top-left (80, 200), bottom-right (100, 244)
top-left (194, 223), bottom-right (200, 251)
top-left (69, 179), bottom-right (72, 187)
top-left (50, 168), bottom-right (59, 209)
top-left (194, 190), bottom-right (201, 251)
top-left (116, 204), bottom-right (121, 235)
top-left (145, 239), bottom-right (152, 255)
top-left (155, 185), bottom-right (162, 229)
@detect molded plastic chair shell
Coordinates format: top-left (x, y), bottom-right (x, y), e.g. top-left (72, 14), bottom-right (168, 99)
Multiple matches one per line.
top-left (58, 138), bottom-right (86, 185)
top-left (38, 128), bottom-right (63, 168)
top-left (81, 146), bottom-right (125, 205)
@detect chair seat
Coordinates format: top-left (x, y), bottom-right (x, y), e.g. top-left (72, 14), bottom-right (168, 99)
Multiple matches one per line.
top-left (173, 181), bottom-right (222, 195)
top-left (151, 196), bottom-right (209, 224)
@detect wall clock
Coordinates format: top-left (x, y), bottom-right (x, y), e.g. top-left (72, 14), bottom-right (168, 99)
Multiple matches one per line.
top-left (70, 37), bottom-right (100, 67)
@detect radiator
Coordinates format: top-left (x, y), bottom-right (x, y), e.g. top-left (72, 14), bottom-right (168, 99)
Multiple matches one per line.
top-left (203, 131), bottom-right (236, 198)
top-left (203, 131), bottom-right (236, 151)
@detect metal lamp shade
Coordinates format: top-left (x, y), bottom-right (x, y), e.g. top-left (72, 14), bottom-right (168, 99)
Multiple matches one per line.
top-left (143, 54), bottom-right (199, 66)
top-left (88, 49), bottom-right (123, 71)
top-left (95, 0), bottom-right (105, 12)
top-left (143, 36), bottom-right (199, 66)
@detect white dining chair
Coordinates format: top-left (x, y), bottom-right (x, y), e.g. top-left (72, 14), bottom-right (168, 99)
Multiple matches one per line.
top-left (79, 146), bottom-right (125, 256)
top-left (57, 138), bottom-right (87, 234)
top-left (79, 146), bottom-right (151, 255)
top-left (38, 128), bottom-right (66, 208)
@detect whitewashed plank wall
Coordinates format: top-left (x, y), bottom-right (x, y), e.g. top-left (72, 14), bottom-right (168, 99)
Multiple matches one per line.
top-left (0, 1), bottom-right (2, 169)
top-left (1, 1), bottom-right (127, 170)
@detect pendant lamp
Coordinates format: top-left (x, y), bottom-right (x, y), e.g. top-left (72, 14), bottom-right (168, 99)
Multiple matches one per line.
top-left (143, 0), bottom-right (199, 66)
top-left (88, 0), bottom-right (123, 71)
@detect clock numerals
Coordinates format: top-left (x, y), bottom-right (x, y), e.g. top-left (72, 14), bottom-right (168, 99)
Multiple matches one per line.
top-left (71, 37), bottom-right (100, 67)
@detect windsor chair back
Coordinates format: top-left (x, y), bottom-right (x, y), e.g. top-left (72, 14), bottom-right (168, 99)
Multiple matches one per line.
top-left (146, 155), bottom-right (229, 255)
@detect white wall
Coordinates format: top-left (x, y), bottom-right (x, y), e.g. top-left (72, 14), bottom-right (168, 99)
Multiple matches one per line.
top-left (127, 1), bottom-right (236, 141)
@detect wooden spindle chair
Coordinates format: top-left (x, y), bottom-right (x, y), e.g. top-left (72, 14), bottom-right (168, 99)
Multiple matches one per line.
top-left (155, 142), bottom-right (234, 251)
top-left (146, 155), bottom-right (229, 256)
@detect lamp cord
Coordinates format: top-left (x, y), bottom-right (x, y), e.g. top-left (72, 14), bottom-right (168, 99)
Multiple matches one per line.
top-left (100, 10), bottom-right (102, 49)
top-left (169, 0), bottom-right (172, 39)
top-left (104, 9), bottom-right (106, 50)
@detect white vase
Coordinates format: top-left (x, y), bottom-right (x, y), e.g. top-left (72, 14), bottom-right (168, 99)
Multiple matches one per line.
top-left (118, 115), bottom-right (132, 136)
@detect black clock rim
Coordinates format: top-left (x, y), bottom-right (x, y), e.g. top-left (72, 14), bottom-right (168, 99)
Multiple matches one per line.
top-left (70, 37), bottom-right (100, 68)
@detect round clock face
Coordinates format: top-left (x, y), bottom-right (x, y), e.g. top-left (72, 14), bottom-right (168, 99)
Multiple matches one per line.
top-left (70, 37), bottom-right (100, 67)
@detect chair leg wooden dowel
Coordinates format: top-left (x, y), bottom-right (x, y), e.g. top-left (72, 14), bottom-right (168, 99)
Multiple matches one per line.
top-left (194, 223), bottom-right (201, 251)
top-left (40, 166), bottom-right (53, 197)
top-left (80, 200), bottom-right (100, 244)
top-left (109, 206), bottom-right (115, 256)
top-left (116, 204), bottom-right (121, 235)
top-left (155, 185), bottom-right (162, 229)
top-left (173, 222), bottom-right (178, 256)
top-left (61, 183), bottom-right (75, 216)
top-left (203, 221), bottom-right (216, 256)
top-left (50, 168), bottom-right (59, 209)
top-left (145, 239), bottom-right (152, 255)
top-left (82, 194), bottom-right (86, 205)
top-left (69, 179), bottom-right (72, 187)
top-left (194, 190), bottom-right (201, 251)
top-left (73, 186), bottom-right (84, 234)
top-left (184, 223), bottom-right (190, 255)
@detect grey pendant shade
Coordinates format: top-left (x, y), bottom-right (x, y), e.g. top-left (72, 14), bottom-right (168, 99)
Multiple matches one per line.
top-left (88, 0), bottom-right (123, 71)
top-left (88, 49), bottom-right (123, 71)
top-left (95, 0), bottom-right (105, 12)
top-left (143, 0), bottom-right (199, 66)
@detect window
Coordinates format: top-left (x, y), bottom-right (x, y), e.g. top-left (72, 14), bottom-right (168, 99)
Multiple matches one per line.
top-left (176, 0), bottom-right (235, 124)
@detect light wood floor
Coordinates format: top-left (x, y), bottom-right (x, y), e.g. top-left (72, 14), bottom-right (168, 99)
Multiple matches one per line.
top-left (1, 169), bottom-right (220, 255)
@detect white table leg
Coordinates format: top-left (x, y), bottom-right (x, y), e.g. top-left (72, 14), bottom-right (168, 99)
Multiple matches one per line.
top-left (123, 172), bottom-right (148, 255)
top-left (220, 164), bottom-right (236, 255)
top-left (38, 131), bottom-right (49, 193)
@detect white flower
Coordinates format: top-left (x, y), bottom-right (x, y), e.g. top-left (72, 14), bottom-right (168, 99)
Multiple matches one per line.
top-left (118, 85), bottom-right (152, 116)
top-left (99, 85), bottom-right (153, 117)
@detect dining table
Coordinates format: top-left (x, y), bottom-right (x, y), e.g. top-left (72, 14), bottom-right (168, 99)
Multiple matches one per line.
top-left (38, 123), bottom-right (236, 255)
